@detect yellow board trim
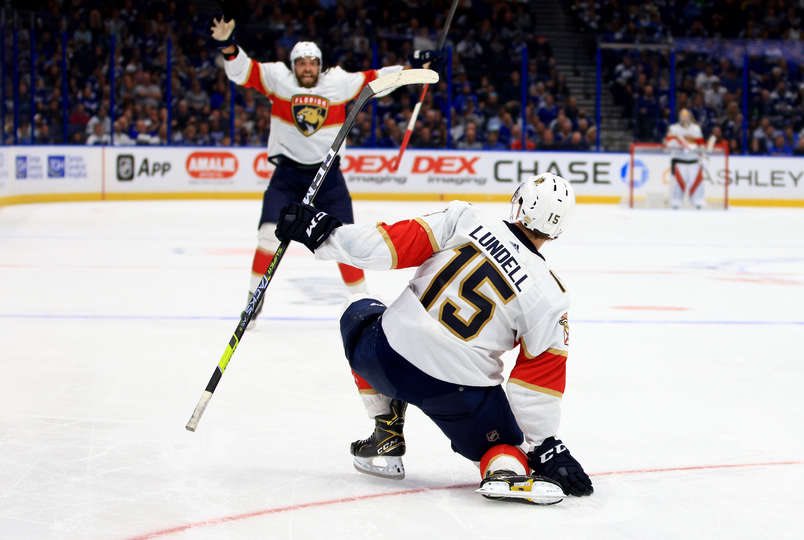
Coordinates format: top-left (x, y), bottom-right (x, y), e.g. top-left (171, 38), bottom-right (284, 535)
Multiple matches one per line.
top-left (2, 191), bottom-right (803, 207)
top-left (413, 217), bottom-right (440, 251)
top-left (0, 192), bottom-right (105, 205)
top-left (509, 378), bottom-right (564, 398)
top-left (728, 198), bottom-right (804, 208)
top-left (376, 224), bottom-right (398, 269)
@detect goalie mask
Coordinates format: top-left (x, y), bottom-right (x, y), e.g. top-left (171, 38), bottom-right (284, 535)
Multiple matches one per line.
top-left (679, 108), bottom-right (694, 127)
top-left (510, 173), bottom-right (575, 239)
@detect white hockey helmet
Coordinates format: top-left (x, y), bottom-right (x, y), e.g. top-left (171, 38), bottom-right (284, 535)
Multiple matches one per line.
top-left (510, 173), bottom-right (575, 239)
top-left (290, 41), bottom-right (322, 65)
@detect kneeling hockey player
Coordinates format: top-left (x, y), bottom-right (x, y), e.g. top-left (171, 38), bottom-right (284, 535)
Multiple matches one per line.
top-left (277, 173), bottom-right (593, 504)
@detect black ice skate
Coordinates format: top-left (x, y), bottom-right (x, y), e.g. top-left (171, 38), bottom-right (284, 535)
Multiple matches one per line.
top-left (350, 400), bottom-right (407, 479)
top-left (476, 470), bottom-right (565, 505)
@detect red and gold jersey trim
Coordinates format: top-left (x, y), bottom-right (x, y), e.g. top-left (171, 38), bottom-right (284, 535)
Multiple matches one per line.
top-left (269, 95), bottom-right (346, 129)
top-left (377, 218), bottom-right (438, 269)
top-left (376, 224), bottom-right (398, 269)
top-left (414, 217), bottom-right (439, 251)
top-left (510, 343), bottom-right (568, 396)
top-left (243, 59), bottom-right (272, 97)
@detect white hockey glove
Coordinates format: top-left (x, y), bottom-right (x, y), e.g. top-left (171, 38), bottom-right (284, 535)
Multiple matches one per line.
top-left (210, 17), bottom-right (236, 49)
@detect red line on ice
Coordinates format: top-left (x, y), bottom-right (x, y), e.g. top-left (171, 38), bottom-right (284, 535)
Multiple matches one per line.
top-left (127, 459), bottom-right (803, 539)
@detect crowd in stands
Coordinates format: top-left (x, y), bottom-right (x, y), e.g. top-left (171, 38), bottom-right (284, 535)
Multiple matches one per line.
top-left (2, 1), bottom-right (801, 155)
top-left (571, 0), bottom-right (803, 155)
top-left (2, 0), bottom-right (594, 152)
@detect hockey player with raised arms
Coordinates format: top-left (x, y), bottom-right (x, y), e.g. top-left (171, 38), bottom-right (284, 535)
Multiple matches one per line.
top-left (276, 173), bottom-right (593, 503)
top-left (210, 17), bottom-right (439, 320)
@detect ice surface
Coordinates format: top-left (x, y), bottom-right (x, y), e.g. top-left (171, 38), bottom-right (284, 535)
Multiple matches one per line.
top-left (1, 200), bottom-right (802, 539)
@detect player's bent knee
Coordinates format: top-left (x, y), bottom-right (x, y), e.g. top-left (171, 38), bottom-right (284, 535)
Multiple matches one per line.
top-left (340, 298), bottom-right (386, 361)
top-left (257, 222), bottom-right (280, 253)
top-left (425, 385), bottom-right (524, 462)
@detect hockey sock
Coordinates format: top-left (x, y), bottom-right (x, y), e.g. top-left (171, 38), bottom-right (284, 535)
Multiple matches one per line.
top-left (249, 248), bottom-right (274, 292)
top-left (479, 444), bottom-right (530, 478)
top-left (338, 263), bottom-right (367, 294)
top-left (352, 370), bottom-right (392, 418)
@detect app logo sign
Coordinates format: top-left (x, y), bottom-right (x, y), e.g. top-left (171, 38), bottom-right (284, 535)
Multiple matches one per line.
top-left (117, 154), bottom-right (135, 181)
top-left (116, 154), bottom-right (171, 181)
top-left (48, 156), bottom-right (66, 178)
top-left (186, 151), bottom-right (238, 179)
top-left (253, 152), bottom-right (273, 179)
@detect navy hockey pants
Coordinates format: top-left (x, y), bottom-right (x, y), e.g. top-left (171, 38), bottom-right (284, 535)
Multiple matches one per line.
top-left (340, 299), bottom-right (524, 462)
top-left (259, 156), bottom-right (355, 227)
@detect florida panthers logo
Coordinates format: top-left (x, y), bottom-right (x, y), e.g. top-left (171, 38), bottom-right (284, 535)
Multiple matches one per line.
top-left (292, 95), bottom-right (329, 136)
top-left (559, 312), bottom-right (569, 346)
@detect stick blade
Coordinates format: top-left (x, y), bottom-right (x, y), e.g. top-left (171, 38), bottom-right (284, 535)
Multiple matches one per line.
top-left (368, 68), bottom-right (439, 95)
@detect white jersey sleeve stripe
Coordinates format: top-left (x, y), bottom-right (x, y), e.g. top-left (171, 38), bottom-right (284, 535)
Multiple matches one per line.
top-left (522, 343), bottom-right (568, 359)
top-left (508, 378), bottom-right (563, 398)
top-left (376, 224), bottom-right (398, 269)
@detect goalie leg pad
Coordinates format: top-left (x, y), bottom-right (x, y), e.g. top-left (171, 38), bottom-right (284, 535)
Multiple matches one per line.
top-left (688, 166), bottom-right (705, 208)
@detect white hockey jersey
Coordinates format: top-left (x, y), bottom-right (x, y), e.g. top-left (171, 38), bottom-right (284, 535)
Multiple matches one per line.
top-left (666, 122), bottom-right (704, 159)
top-left (317, 201), bottom-right (571, 450)
top-left (224, 46), bottom-right (402, 164)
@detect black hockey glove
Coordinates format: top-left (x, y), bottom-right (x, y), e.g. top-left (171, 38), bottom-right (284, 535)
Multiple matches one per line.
top-left (528, 437), bottom-right (593, 496)
top-left (275, 203), bottom-right (342, 252)
top-left (409, 49), bottom-right (443, 70)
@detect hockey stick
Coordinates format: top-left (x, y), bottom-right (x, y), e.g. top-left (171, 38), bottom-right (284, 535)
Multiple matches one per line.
top-left (185, 68), bottom-right (439, 432)
top-left (390, 0), bottom-right (459, 172)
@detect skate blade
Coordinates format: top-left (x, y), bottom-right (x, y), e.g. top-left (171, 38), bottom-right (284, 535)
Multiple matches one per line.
top-left (353, 455), bottom-right (405, 480)
top-left (476, 477), bottom-right (565, 505)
